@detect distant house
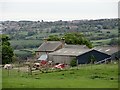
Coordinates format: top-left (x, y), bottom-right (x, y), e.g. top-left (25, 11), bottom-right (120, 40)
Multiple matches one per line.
top-left (35, 39), bottom-right (64, 60)
top-left (49, 45), bottom-right (119, 64)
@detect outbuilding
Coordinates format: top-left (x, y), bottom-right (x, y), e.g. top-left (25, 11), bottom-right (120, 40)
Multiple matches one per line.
top-left (49, 45), bottom-right (118, 64)
top-left (49, 45), bottom-right (89, 64)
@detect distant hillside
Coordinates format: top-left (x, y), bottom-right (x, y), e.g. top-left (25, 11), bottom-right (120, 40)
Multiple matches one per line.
top-left (1, 18), bottom-right (118, 34)
top-left (0, 18), bottom-right (118, 49)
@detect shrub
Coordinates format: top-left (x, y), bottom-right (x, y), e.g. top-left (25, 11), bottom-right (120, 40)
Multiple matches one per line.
top-left (70, 58), bottom-right (77, 67)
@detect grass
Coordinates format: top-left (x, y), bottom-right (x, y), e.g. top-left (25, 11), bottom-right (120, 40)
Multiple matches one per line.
top-left (91, 38), bottom-right (111, 46)
top-left (0, 69), bottom-right (2, 89)
top-left (91, 37), bottom-right (118, 46)
top-left (19, 31), bottom-right (28, 35)
top-left (101, 29), bottom-right (118, 35)
top-left (14, 50), bottom-right (32, 56)
top-left (91, 38), bottom-right (111, 44)
top-left (10, 40), bottom-right (42, 49)
top-left (10, 40), bottom-right (42, 46)
top-left (89, 29), bottom-right (118, 46)
top-left (2, 63), bottom-right (118, 88)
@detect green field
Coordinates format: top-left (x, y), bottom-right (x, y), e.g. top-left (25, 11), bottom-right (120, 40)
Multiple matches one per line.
top-left (101, 29), bottom-right (118, 35)
top-left (2, 63), bottom-right (118, 88)
top-left (10, 40), bottom-right (42, 49)
top-left (91, 38), bottom-right (112, 46)
top-left (0, 69), bottom-right (2, 89)
top-left (89, 29), bottom-right (118, 46)
top-left (10, 40), bottom-right (42, 46)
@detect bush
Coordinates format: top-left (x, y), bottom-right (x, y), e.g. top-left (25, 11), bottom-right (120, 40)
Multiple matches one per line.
top-left (70, 58), bottom-right (77, 67)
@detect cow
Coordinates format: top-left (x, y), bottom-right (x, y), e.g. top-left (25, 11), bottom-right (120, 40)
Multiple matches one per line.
top-left (4, 64), bottom-right (13, 69)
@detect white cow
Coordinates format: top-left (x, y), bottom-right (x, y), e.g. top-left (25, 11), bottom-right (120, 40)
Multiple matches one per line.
top-left (4, 64), bottom-right (13, 69)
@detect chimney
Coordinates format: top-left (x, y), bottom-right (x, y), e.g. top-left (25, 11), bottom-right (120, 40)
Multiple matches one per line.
top-left (61, 37), bottom-right (65, 48)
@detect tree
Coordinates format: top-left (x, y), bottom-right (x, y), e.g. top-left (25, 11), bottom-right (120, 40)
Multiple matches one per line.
top-left (47, 33), bottom-right (93, 49)
top-left (47, 35), bottom-right (60, 41)
top-left (1, 35), bottom-right (14, 64)
top-left (63, 33), bottom-right (93, 48)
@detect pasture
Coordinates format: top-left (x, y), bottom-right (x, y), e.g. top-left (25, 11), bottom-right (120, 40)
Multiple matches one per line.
top-left (0, 69), bottom-right (2, 89)
top-left (10, 40), bottom-right (42, 49)
top-left (2, 63), bottom-right (118, 88)
top-left (91, 38), bottom-right (112, 46)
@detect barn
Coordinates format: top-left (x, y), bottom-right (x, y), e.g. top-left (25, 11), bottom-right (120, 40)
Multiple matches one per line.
top-left (93, 46), bottom-right (119, 60)
top-left (76, 50), bottom-right (111, 64)
top-left (49, 45), bottom-right (118, 65)
top-left (48, 45), bottom-right (90, 64)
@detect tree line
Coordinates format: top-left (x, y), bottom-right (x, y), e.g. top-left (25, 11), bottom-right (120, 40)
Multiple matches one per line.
top-left (2, 19), bottom-right (118, 38)
top-left (47, 33), bottom-right (93, 48)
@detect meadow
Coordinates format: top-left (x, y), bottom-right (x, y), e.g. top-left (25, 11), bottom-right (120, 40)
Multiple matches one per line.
top-left (91, 38), bottom-right (112, 46)
top-left (2, 63), bottom-right (118, 88)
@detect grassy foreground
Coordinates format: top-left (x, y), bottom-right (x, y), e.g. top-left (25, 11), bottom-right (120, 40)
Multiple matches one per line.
top-left (2, 63), bottom-right (118, 88)
top-left (0, 69), bottom-right (2, 89)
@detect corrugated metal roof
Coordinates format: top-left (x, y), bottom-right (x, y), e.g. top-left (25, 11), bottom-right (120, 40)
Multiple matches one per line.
top-left (93, 46), bottom-right (118, 55)
top-left (64, 45), bottom-right (89, 49)
top-left (49, 46), bottom-right (118, 56)
top-left (37, 41), bottom-right (62, 51)
top-left (49, 48), bottom-right (91, 56)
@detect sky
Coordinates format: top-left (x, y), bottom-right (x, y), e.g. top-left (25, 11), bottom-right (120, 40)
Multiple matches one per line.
top-left (0, 0), bottom-right (119, 21)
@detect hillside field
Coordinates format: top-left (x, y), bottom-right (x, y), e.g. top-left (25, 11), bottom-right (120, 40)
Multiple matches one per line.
top-left (2, 63), bottom-right (118, 88)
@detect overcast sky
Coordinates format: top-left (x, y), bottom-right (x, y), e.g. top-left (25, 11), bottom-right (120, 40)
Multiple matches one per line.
top-left (0, 0), bottom-right (119, 21)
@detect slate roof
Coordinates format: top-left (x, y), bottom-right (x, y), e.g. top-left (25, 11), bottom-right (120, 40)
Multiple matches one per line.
top-left (36, 41), bottom-right (62, 52)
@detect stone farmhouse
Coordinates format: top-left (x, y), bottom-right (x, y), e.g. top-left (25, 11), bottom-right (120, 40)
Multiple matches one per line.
top-left (35, 39), bottom-right (65, 60)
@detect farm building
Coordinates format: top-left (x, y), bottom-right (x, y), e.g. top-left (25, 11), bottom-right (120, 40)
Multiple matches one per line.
top-left (76, 49), bottom-right (111, 64)
top-left (48, 45), bottom-right (90, 64)
top-left (49, 45), bottom-right (119, 64)
top-left (93, 46), bottom-right (119, 60)
top-left (35, 39), bottom-right (64, 60)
